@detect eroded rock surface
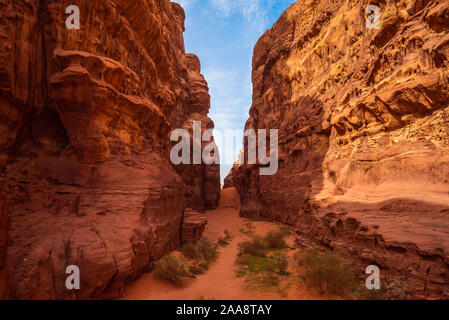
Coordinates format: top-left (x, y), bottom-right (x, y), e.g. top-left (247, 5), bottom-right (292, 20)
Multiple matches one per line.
top-left (0, 0), bottom-right (219, 299)
top-left (226, 0), bottom-right (449, 299)
top-left (175, 54), bottom-right (221, 212)
top-left (181, 208), bottom-right (207, 243)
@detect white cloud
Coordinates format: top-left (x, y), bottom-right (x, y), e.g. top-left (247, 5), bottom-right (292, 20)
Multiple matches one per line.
top-left (174, 0), bottom-right (198, 10)
top-left (210, 0), bottom-right (271, 34)
top-left (210, 0), bottom-right (233, 16)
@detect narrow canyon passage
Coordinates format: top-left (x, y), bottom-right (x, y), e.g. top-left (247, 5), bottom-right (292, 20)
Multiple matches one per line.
top-left (1, 0), bottom-right (449, 301)
top-left (121, 188), bottom-right (335, 300)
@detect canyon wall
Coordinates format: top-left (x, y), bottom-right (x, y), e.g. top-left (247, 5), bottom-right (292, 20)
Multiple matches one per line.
top-left (176, 54), bottom-right (221, 212)
top-left (0, 0), bottom-right (219, 299)
top-left (0, 184), bottom-right (7, 298)
top-left (226, 0), bottom-right (449, 298)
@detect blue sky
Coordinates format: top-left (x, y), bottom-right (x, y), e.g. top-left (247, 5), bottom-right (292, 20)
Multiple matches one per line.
top-left (176, 0), bottom-right (296, 183)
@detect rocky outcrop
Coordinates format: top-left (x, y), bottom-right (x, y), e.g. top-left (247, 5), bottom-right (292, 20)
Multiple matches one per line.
top-left (181, 208), bottom-right (207, 243)
top-left (0, 0), bottom-right (219, 299)
top-left (226, 0), bottom-right (449, 299)
top-left (175, 54), bottom-right (221, 212)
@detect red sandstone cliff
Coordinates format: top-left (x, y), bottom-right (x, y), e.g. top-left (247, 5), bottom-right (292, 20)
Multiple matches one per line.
top-left (0, 0), bottom-right (219, 299)
top-left (225, 0), bottom-right (449, 299)
top-left (175, 54), bottom-right (221, 211)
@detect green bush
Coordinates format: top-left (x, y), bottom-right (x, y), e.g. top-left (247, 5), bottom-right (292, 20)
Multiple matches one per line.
top-left (198, 261), bottom-right (209, 271)
top-left (263, 230), bottom-right (289, 250)
top-left (197, 239), bottom-right (219, 263)
top-left (238, 229), bottom-right (289, 257)
top-left (384, 281), bottom-right (408, 300)
top-left (236, 252), bottom-right (289, 275)
top-left (295, 249), bottom-right (357, 296)
top-left (181, 239), bottom-right (219, 263)
top-left (239, 236), bottom-right (266, 257)
top-left (236, 229), bottom-right (291, 289)
top-left (355, 280), bottom-right (408, 300)
top-left (153, 254), bottom-right (190, 286)
top-left (236, 254), bottom-right (268, 273)
top-left (182, 242), bottom-right (201, 260)
top-left (218, 230), bottom-right (233, 247)
top-left (189, 264), bottom-right (206, 276)
top-left (217, 237), bottom-right (230, 247)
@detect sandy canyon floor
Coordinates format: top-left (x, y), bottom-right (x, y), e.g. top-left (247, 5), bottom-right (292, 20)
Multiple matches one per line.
top-left (121, 188), bottom-right (337, 300)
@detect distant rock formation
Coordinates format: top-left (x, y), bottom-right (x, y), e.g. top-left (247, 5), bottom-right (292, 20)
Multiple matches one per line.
top-left (226, 0), bottom-right (449, 299)
top-left (0, 0), bottom-right (219, 299)
top-left (181, 208), bottom-right (207, 243)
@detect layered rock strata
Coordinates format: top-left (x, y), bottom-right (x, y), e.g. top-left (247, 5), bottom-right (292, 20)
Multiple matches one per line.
top-left (226, 0), bottom-right (449, 298)
top-left (0, 0), bottom-right (219, 299)
top-left (175, 54), bottom-right (221, 212)
top-left (181, 208), bottom-right (207, 243)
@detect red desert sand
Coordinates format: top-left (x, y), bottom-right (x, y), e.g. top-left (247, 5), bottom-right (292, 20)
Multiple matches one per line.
top-left (121, 188), bottom-right (339, 300)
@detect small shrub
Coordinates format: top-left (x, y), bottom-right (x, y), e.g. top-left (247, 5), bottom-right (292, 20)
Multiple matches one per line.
top-left (236, 252), bottom-right (289, 275)
top-left (182, 239), bottom-right (219, 263)
top-left (236, 229), bottom-right (291, 290)
top-left (235, 267), bottom-right (247, 277)
top-left (263, 230), bottom-right (289, 250)
top-left (355, 280), bottom-right (408, 300)
top-left (384, 281), bottom-right (408, 300)
top-left (153, 254), bottom-right (190, 286)
top-left (198, 239), bottom-right (219, 263)
top-left (217, 236), bottom-right (230, 247)
top-left (182, 242), bottom-right (201, 260)
top-left (240, 222), bottom-right (256, 235)
top-left (239, 237), bottom-right (266, 257)
top-left (218, 230), bottom-right (233, 247)
top-left (198, 261), bottom-right (209, 271)
top-left (189, 264), bottom-right (206, 275)
top-left (236, 254), bottom-right (267, 273)
top-left (295, 249), bottom-right (358, 296)
top-left (238, 229), bottom-right (289, 257)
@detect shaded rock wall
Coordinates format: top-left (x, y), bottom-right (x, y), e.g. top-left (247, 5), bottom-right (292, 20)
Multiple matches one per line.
top-left (175, 54), bottom-right (221, 212)
top-left (0, 0), bottom-right (219, 299)
top-left (226, 0), bottom-right (449, 298)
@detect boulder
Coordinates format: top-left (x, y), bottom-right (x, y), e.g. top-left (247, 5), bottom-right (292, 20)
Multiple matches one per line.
top-left (181, 208), bottom-right (207, 243)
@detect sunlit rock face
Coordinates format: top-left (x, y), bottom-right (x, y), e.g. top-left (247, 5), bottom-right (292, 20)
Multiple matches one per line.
top-left (226, 0), bottom-right (449, 298)
top-left (0, 0), bottom-right (219, 299)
